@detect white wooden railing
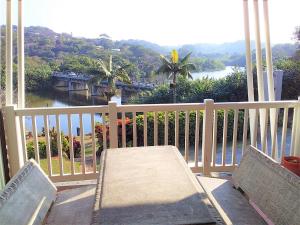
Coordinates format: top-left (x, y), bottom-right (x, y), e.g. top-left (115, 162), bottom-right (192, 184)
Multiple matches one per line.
top-left (3, 99), bottom-right (300, 182)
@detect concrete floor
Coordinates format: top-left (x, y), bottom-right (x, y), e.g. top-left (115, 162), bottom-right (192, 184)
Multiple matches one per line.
top-left (45, 184), bottom-right (96, 225)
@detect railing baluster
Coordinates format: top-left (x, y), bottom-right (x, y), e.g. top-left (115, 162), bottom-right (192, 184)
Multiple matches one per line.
top-left (231, 109), bottom-right (239, 165)
top-left (242, 109), bottom-right (249, 155)
top-left (44, 115), bottom-right (52, 176)
top-left (143, 112), bottom-right (147, 146)
top-left (222, 110), bottom-right (228, 166)
top-left (79, 113), bottom-right (86, 174)
top-left (281, 107), bottom-right (289, 159)
top-left (19, 116), bottom-right (27, 162)
top-left (122, 112), bottom-right (126, 148)
top-left (261, 109), bottom-right (269, 154)
top-left (31, 115), bottom-right (40, 164)
top-left (164, 112), bottom-right (168, 145)
top-left (154, 112), bottom-right (158, 146)
top-left (252, 109), bottom-right (259, 147)
top-left (194, 110), bottom-right (200, 168)
top-left (184, 111), bottom-right (190, 162)
top-left (133, 112), bottom-right (137, 147)
top-left (56, 114), bottom-right (64, 176)
top-left (103, 114), bottom-right (107, 150)
top-left (68, 114), bottom-right (75, 175)
top-left (212, 110), bottom-right (218, 166)
top-left (175, 111), bottom-right (179, 148)
top-left (271, 108), bottom-right (279, 160)
top-left (91, 113), bottom-right (97, 173)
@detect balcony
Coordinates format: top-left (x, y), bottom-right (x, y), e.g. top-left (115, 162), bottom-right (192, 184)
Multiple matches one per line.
top-left (1, 99), bottom-right (300, 224)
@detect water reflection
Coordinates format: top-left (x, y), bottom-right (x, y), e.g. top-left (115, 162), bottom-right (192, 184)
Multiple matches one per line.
top-left (25, 90), bottom-right (122, 135)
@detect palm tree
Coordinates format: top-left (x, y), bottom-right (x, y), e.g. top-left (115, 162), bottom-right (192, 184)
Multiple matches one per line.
top-left (90, 55), bottom-right (131, 102)
top-left (157, 50), bottom-right (196, 103)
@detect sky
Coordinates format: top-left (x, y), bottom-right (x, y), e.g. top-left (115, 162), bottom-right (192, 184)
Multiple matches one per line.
top-left (0, 0), bottom-right (299, 46)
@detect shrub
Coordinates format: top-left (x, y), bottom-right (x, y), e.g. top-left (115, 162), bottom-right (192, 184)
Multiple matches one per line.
top-left (95, 110), bottom-right (245, 149)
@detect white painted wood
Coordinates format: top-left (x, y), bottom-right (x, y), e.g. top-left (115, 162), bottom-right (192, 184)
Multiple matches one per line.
top-left (2, 105), bottom-right (24, 176)
top-left (184, 111), bottom-right (190, 162)
top-left (263, 0), bottom-right (278, 160)
top-left (194, 110), bottom-right (200, 168)
top-left (291, 97), bottom-right (300, 156)
top-left (121, 112), bottom-right (126, 147)
top-left (253, 0), bottom-right (268, 152)
top-left (117, 103), bottom-right (204, 112)
top-left (79, 113), bottom-right (86, 174)
top-left (49, 173), bottom-right (98, 183)
top-left (91, 113), bottom-right (96, 173)
top-left (103, 116), bottom-right (107, 150)
top-left (5, 0), bottom-right (13, 105)
top-left (17, 0), bottom-right (25, 108)
top-left (280, 107), bottom-right (289, 159)
top-left (19, 116), bottom-right (27, 162)
top-left (213, 101), bottom-right (298, 110)
top-left (261, 109), bottom-right (269, 154)
top-left (15, 106), bottom-right (109, 116)
top-left (242, 109), bottom-right (249, 155)
top-left (231, 109), bottom-right (239, 165)
top-left (108, 102), bottom-right (118, 148)
top-left (271, 109), bottom-right (279, 160)
top-left (143, 112), bottom-right (147, 146)
top-left (175, 111), bottom-right (179, 148)
top-left (44, 115), bottom-right (52, 176)
top-left (133, 112), bottom-right (137, 147)
top-left (67, 114), bottom-right (75, 175)
top-left (202, 99), bottom-right (214, 176)
top-left (31, 115), bottom-right (40, 164)
top-left (56, 114), bottom-right (64, 176)
top-left (164, 112), bottom-right (168, 145)
top-left (212, 110), bottom-right (218, 166)
top-left (222, 110), bottom-right (228, 166)
top-left (243, 0), bottom-right (256, 146)
top-left (251, 109), bottom-right (259, 147)
top-left (154, 112), bottom-right (158, 146)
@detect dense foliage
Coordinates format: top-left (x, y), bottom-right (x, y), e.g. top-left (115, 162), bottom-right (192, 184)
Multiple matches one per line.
top-left (134, 68), bottom-right (248, 104)
top-left (0, 26), bottom-right (227, 91)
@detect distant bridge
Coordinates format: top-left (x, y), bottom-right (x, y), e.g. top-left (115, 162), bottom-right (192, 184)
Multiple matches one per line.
top-left (52, 72), bottom-right (157, 96)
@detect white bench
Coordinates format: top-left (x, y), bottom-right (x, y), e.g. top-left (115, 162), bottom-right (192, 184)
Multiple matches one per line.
top-left (198, 146), bottom-right (300, 225)
top-left (0, 159), bottom-right (57, 225)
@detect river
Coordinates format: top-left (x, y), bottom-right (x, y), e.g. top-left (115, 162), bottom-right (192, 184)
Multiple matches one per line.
top-left (24, 66), bottom-right (241, 135)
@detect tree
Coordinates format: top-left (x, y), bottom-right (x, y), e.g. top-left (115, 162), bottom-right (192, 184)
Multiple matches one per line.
top-left (90, 55), bottom-right (131, 102)
top-left (157, 50), bottom-right (196, 103)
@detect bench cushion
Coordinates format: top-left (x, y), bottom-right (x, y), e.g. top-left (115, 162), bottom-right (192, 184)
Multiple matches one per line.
top-left (0, 159), bottom-right (57, 225)
top-left (233, 146), bottom-right (300, 225)
top-left (198, 177), bottom-right (266, 225)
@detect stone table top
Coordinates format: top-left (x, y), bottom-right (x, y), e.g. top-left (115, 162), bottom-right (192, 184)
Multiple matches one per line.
top-left (92, 146), bottom-right (217, 225)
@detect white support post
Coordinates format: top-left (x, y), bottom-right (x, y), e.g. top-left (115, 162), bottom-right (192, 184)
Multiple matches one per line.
top-left (18, 0), bottom-right (25, 108)
top-left (253, 0), bottom-right (268, 148)
top-left (291, 97), bottom-right (300, 157)
top-left (108, 101), bottom-right (118, 148)
top-left (263, 0), bottom-right (278, 159)
top-left (2, 105), bottom-right (24, 176)
top-left (6, 0), bottom-right (13, 105)
top-left (243, 0), bottom-right (257, 146)
top-left (202, 99), bottom-right (214, 176)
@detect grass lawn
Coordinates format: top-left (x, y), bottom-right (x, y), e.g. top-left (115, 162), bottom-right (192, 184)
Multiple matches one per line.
top-left (40, 157), bottom-right (81, 175)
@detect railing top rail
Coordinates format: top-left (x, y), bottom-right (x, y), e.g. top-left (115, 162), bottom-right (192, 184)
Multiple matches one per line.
top-left (214, 100), bottom-right (299, 110)
top-left (117, 103), bottom-right (205, 112)
top-left (13, 100), bottom-right (299, 116)
top-left (15, 105), bottom-right (109, 116)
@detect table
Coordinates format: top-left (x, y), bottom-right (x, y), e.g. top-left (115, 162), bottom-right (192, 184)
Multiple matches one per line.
top-left (92, 146), bottom-right (218, 225)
